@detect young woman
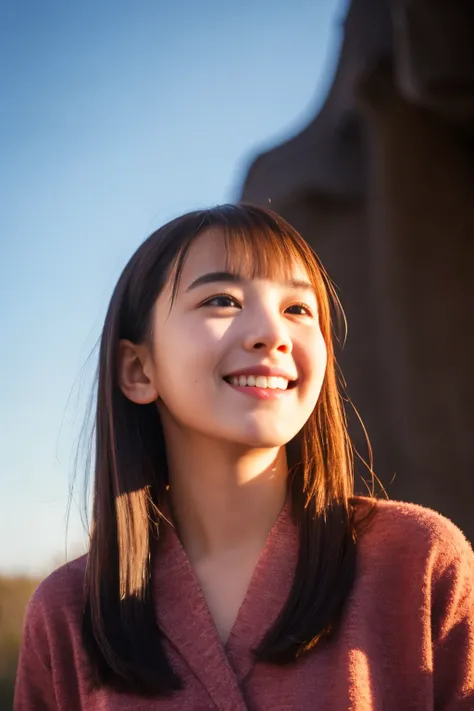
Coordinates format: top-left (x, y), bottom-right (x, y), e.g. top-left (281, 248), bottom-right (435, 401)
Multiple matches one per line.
top-left (15, 205), bottom-right (474, 710)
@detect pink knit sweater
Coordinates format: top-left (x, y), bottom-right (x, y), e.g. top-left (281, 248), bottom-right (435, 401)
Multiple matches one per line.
top-left (14, 498), bottom-right (474, 710)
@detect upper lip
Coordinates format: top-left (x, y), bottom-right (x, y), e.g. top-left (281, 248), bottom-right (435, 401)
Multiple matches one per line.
top-left (224, 365), bottom-right (298, 381)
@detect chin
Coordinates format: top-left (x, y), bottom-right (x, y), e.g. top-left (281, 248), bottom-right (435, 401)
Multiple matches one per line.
top-left (229, 427), bottom-right (293, 450)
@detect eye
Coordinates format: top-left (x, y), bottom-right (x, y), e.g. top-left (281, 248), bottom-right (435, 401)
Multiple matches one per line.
top-left (285, 303), bottom-right (313, 316)
top-left (201, 294), bottom-right (241, 309)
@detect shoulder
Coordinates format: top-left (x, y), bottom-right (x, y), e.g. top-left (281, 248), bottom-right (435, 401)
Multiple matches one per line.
top-left (24, 555), bottom-right (87, 637)
top-left (31, 554), bottom-right (87, 608)
top-left (352, 496), bottom-right (474, 575)
top-left (350, 498), bottom-right (474, 642)
top-left (16, 557), bottom-right (91, 705)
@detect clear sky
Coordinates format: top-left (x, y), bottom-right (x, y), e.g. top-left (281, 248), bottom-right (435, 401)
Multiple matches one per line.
top-left (0, 0), bottom-right (344, 574)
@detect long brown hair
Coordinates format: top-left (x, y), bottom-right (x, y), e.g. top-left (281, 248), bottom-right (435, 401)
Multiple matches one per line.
top-left (82, 204), bottom-right (358, 695)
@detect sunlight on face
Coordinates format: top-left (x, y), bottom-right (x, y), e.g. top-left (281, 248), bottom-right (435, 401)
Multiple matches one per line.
top-left (151, 228), bottom-right (327, 449)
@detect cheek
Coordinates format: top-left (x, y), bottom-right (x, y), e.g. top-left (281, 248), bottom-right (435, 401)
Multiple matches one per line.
top-left (301, 330), bottom-right (327, 382)
top-left (317, 334), bottom-right (328, 375)
top-left (153, 319), bottom-right (224, 391)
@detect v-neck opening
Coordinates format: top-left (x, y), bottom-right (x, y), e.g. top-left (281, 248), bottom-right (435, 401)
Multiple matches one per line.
top-left (223, 498), bottom-right (292, 643)
top-left (153, 496), bottom-right (298, 703)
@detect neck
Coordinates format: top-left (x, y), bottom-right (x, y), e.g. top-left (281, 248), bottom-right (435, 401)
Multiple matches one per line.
top-left (164, 434), bottom-right (288, 565)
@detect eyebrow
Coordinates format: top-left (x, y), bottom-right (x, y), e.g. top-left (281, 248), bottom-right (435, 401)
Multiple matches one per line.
top-left (185, 271), bottom-right (315, 293)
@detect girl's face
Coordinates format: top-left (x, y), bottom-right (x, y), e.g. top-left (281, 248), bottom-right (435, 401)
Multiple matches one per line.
top-left (144, 228), bottom-right (327, 449)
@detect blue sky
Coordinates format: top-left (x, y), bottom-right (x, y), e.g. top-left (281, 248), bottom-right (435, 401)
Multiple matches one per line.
top-left (0, 0), bottom-right (344, 574)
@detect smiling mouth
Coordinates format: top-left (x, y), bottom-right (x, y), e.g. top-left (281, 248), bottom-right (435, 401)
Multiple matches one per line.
top-left (223, 374), bottom-right (298, 390)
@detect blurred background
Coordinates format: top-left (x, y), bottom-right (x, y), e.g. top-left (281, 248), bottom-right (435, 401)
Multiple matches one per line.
top-left (1, 0), bottom-right (473, 706)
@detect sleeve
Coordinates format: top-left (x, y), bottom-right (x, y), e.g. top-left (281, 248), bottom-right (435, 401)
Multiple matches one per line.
top-left (431, 528), bottom-right (474, 710)
top-left (13, 590), bottom-right (58, 711)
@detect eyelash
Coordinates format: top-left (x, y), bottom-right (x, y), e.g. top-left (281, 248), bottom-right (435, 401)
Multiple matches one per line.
top-left (203, 294), bottom-right (240, 309)
top-left (201, 294), bottom-right (313, 316)
top-left (286, 303), bottom-right (313, 316)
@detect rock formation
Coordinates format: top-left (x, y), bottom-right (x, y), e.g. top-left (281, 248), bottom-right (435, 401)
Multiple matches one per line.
top-left (241, 0), bottom-right (474, 539)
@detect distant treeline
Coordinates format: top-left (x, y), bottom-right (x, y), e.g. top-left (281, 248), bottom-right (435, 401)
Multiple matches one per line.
top-left (0, 576), bottom-right (42, 710)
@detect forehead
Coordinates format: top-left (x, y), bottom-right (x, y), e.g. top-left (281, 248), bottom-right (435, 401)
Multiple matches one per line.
top-left (177, 227), bottom-right (312, 288)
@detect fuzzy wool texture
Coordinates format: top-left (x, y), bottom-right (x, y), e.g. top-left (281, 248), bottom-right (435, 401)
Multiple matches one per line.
top-left (14, 498), bottom-right (474, 710)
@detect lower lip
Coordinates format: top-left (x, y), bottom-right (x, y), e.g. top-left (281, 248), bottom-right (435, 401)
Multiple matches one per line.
top-left (225, 383), bottom-right (293, 400)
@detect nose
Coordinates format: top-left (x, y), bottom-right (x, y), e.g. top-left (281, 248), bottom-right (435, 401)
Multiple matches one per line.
top-left (242, 311), bottom-right (292, 355)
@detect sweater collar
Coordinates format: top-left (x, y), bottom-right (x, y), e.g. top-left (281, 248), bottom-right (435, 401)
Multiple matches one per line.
top-left (152, 498), bottom-right (298, 707)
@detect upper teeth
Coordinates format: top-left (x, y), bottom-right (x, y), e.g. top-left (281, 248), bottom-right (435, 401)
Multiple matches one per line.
top-left (228, 375), bottom-right (289, 390)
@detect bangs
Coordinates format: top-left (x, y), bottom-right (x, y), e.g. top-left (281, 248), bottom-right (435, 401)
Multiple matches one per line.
top-left (170, 204), bottom-right (326, 304)
top-left (220, 214), bottom-right (313, 284)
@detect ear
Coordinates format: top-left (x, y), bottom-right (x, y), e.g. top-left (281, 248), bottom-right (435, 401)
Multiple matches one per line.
top-left (117, 339), bottom-right (158, 404)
